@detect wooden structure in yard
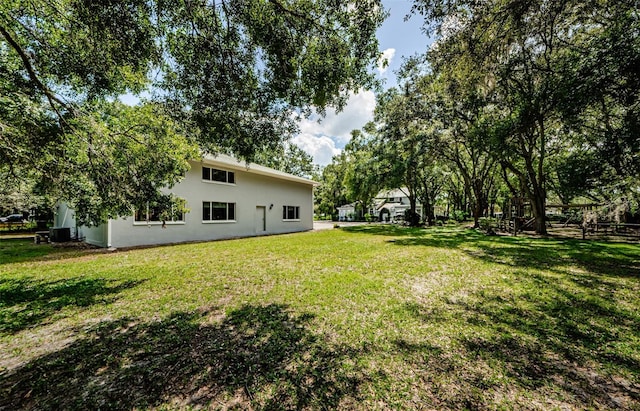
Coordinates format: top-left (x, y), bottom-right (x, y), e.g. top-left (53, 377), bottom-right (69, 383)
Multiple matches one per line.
top-left (546, 203), bottom-right (600, 227)
top-left (581, 222), bottom-right (640, 240)
top-left (496, 197), bottom-right (535, 235)
top-left (491, 197), bottom-right (640, 241)
top-left (581, 202), bottom-right (640, 241)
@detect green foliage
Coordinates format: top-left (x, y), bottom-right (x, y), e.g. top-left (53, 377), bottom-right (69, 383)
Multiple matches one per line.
top-left (55, 102), bottom-right (197, 226)
top-left (370, 79), bottom-right (444, 222)
top-left (1, 0), bottom-right (384, 224)
top-left (342, 129), bottom-right (381, 213)
top-left (404, 209), bottom-right (421, 226)
top-left (478, 217), bottom-right (495, 232)
top-left (314, 154), bottom-right (349, 217)
top-left (451, 210), bottom-right (467, 223)
top-left (548, 150), bottom-right (606, 204)
top-left (406, 0), bottom-right (640, 233)
top-left (157, 0), bottom-right (385, 159)
top-left (253, 144), bottom-right (316, 178)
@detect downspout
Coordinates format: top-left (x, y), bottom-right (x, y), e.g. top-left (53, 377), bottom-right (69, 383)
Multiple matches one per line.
top-left (107, 219), bottom-right (112, 248)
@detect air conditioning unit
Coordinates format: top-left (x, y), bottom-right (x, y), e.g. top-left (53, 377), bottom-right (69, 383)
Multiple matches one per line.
top-left (49, 227), bottom-right (71, 242)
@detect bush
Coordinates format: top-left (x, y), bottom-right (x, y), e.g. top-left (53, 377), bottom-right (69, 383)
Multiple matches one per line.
top-left (479, 217), bottom-right (491, 230)
top-left (479, 217), bottom-right (498, 235)
top-left (0, 221), bottom-right (37, 233)
top-left (404, 210), bottom-right (421, 227)
top-left (452, 210), bottom-right (468, 223)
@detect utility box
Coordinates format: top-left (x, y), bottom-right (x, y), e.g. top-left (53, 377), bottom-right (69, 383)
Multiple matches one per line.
top-left (49, 227), bottom-right (71, 242)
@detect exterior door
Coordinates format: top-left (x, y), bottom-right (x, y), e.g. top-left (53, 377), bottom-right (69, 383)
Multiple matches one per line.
top-left (256, 206), bottom-right (266, 233)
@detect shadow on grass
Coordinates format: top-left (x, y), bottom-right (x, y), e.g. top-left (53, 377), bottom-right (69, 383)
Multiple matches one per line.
top-left (397, 273), bottom-right (640, 408)
top-left (345, 225), bottom-right (640, 278)
top-left (0, 237), bottom-right (103, 265)
top-left (404, 236), bottom-right (637, 278)
top-left (0, 277), bottom-right (146, 335)
top-left (341, 224), bottom-right (431, 237)
top-left (346, 225), bottom-right (640, 407)
top-left (0, 304), bottom-right (367, 410)
top-left (457, 272), bottom-right (640, 370)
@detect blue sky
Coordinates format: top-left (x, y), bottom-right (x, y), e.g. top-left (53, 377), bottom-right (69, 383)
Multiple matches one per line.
top-left (377, 0), bottom-right (432, 89)
top-left (293, 0), bottom-right (433, 166)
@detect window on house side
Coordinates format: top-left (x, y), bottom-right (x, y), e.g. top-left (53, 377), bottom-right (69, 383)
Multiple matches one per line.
top-left (282, 205), bottom-right (300, 220)
top-left (203, 201), bottom-right (235, 221)
top-left (202, 166), bottom-right (235, 184)
top-left (134, 203), bottom-right (184, 223)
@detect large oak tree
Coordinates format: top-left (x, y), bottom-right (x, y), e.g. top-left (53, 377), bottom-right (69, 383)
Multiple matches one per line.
top-left (1, 0), bottom-right (384, 224)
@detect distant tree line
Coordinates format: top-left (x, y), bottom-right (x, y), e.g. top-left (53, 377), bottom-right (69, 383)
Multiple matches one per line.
top-left (316, 0), bottom-right (640, 233)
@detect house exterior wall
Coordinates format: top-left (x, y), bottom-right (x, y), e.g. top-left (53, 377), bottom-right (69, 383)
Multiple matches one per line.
top-left (337, 205), bottom-right (355, 221)
top-left (54, 202), bottom-right (74, 229)
top-left (54, 157), bottom-right (315, 248)
top-left (54, 202), bottom-right (108, 247)
top-left (104, 159), bottom-right (314, 248)
top-left (83, 224), bottom-right (109, 248)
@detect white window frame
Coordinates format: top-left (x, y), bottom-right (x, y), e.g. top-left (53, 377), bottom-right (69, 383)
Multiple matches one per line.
top-left (133, 202), bottom-right (185, 226)
top-left (201, 166), bottom-right (236, 185)
top-left (282, 205), bottom-right (300, 221)
top-left (202, 201), bottom-right (236, 223)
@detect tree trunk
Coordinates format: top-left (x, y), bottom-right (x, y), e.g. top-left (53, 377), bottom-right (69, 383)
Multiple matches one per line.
top-left (408, 194), bottom-right (420, 226)
top-left (423, 194), bottom-right (434, 226)
top-left (534, 115), bottom-right (547, 235)
top-left (531, 193), bottom-right (547, 235)
top-left (471, 180), bottom-right (484, 228)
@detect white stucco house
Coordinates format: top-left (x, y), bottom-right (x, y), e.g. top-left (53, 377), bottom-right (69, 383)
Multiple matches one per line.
top-left (55, 154), bottom-right (317, 248)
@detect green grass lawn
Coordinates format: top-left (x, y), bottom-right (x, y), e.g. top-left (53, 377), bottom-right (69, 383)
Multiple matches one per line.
top-left (1, 226), bottom-right (639, 410)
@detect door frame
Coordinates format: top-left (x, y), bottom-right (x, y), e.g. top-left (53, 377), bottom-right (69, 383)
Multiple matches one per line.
top-left (255, 205), bottom-right (266, 233)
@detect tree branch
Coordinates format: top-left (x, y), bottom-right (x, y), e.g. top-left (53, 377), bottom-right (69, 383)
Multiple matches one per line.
top-left (0, 24), bottom-right (69, 115)
top-left (267, 0), bottom-right (321, 29)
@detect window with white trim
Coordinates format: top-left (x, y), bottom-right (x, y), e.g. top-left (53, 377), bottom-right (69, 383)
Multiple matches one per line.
top-left (282, 205), bottom-right (300, 220)
top-left (134, 203), bottom-right (184, 223)
top-left (202, 166), bottom-right (235, 184)
top-left (203, 201), bottom-right (235, 222)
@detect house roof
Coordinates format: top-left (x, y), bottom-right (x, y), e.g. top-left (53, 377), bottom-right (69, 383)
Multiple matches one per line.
top-left (337, 203), bottom-right (356, 210)
top-left (376, 202), bottom-right (406, 211)
top-left (375, 188), bottom-right (409, 199)
top-left (200, 154), bottom-right (318, 186)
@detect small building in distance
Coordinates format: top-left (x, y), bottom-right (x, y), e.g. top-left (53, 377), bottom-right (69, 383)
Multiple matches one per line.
top-left (333, 188), bottom-right (425, 223)
top-left (337, 203), bottom-right (357, 221)
top-left (374, 188), bottom-right (424, 223)
top-left (55, 154), bottom-right (317, 248)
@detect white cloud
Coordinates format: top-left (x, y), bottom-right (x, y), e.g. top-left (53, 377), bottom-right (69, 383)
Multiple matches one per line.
top-left (377, 48), bottom-right (396, 75)
top-left (297, 90), bottom-right (376, 143)
top-left (292, 90), bottom-right (377, 166)
top-left (291, 134), bottom-right (341, 166)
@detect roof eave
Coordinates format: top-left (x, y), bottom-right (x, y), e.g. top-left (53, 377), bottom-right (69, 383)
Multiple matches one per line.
top-left (198, 154), bottom-right (319, 186)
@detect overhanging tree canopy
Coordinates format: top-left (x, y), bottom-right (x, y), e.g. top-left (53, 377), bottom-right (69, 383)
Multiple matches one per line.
top-left (0, 0), bottom-right (385, 225)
